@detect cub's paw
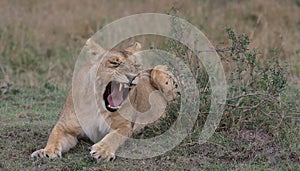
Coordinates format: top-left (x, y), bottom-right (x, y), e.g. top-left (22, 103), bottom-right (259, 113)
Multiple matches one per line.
top-left (90, 142), bottom-right (116, 162)
top-left (31, 148), bottom-right (62, 159)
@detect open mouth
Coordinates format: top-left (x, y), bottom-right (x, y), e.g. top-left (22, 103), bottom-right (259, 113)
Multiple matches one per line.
top-left (103, 81), bottom-right (132, 112)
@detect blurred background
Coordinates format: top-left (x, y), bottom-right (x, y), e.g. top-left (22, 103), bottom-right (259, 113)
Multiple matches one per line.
top-left (0, 1), bottom-right (300, 170)
top-left (0, 0), bottom-right (299, 89)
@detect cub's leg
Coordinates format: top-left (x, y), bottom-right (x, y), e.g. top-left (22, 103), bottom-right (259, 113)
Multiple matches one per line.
top-left (90, 115), bottom-right (132, 161)
top-left (31, 93), bottom-right (84, 159)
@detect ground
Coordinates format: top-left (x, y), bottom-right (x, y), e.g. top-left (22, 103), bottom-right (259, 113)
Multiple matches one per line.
top-left (0, 88), bottom-right (299, 170)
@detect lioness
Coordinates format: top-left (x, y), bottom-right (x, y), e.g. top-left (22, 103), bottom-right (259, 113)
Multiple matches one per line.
top-left (31, 39), bottom-right (178, 161)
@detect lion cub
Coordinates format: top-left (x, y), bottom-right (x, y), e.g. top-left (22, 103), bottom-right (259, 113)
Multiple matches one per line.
top-left (31, 39), bottom-right (178, 161)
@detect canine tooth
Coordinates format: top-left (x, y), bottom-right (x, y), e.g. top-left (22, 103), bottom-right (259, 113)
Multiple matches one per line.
top-left (119, 84), bottom-right (123, 91)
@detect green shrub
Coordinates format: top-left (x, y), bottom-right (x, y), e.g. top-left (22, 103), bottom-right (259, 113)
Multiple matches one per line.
top-left (218, 28), bottom-right (298, 133)
top-left (140, 26), bottom-right (299, 138)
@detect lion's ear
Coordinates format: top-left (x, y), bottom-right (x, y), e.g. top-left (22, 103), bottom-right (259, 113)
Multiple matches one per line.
top-left (86, 38), bottom-right (106, 58)
top-left (150, 65), bottom-right (169, 90)
top-left (149, 68), bottom-right (160, 90)
top-left (124, 42), bottom-right (141, 54)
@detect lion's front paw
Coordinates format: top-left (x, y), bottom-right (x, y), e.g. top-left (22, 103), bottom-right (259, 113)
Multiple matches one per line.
top-left (90, 142), bottom-right (116, 162)
top-left (31, 148), bottom-right (62, 159)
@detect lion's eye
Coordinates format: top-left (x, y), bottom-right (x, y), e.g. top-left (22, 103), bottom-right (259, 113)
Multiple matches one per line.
top-left (109, 60), bottom-right (121, 67)
top-left (165, 81), bottom-right (168, 85)
top-left (110, 61), bottom-right (119, 65)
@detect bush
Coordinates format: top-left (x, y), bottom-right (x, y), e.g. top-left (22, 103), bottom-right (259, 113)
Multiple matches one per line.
top-left (217, 28), bottom-right (296, 132)
top-left (149, 26), bottom-right (299, 136)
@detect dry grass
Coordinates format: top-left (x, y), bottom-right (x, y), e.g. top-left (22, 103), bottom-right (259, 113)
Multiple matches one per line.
top-left (0, 0), bottom-right (299, 88)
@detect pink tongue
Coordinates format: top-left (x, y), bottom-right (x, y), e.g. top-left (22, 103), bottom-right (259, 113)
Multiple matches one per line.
top-left (107, 86), bottom-right (123, 107)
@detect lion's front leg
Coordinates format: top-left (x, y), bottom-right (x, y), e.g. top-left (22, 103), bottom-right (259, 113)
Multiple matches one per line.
top-left (31, 92), bottom-right (84, 159)
top-left (90, 123), bottom-right (132, 161)
top-left (31, 122), bottom-right (80, 159)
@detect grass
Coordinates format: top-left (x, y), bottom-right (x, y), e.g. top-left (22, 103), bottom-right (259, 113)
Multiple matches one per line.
top-left (0, 87), bottom-right (299, 170)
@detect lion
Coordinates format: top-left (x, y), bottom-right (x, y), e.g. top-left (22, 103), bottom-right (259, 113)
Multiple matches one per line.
top-left (31, 39), bottom-right (178, 161)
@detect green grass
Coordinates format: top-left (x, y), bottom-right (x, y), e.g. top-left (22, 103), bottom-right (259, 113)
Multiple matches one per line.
top-left (0, 87), bottom-right (299, 170)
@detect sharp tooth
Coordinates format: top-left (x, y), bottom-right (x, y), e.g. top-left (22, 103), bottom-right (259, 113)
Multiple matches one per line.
top-left (107, 104), bottom-right (122, 109)
top-left (119, 84), bottom-right (123, 91)
top-left (108, 105), bottom-right (116, 109)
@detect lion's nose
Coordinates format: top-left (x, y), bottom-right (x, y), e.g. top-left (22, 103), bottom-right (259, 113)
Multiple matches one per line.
top-left (126, 73), bottom-right (138, 85)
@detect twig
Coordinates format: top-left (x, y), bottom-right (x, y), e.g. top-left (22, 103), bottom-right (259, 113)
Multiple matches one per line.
top-left (225, 93), bottom-right (268, 101)
top-left (242, 99), bottom-right (267, 112)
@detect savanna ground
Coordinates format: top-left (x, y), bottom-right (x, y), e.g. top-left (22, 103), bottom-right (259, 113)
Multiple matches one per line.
top-left (0, 0), bottom-right (300, 170)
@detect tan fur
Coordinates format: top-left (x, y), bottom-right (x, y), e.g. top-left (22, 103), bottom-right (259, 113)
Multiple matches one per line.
top-left (31, 39), bottom-right (178, 161)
